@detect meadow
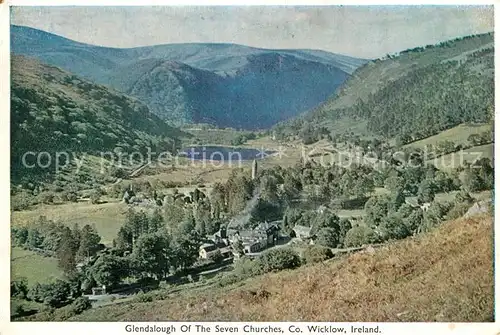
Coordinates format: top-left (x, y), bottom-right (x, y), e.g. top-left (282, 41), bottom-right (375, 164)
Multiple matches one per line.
top-left (404, 123), bottom-right (491, 149)
top-left (11, 247), bottom-right (64, 287)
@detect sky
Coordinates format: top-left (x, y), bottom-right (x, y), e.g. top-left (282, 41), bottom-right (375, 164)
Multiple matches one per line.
top-left (10, 5), bottom-right (494, 58)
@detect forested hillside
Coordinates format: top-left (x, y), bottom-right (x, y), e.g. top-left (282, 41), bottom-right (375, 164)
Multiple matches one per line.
top-left (274, 33), bottom-right (494, 144)
top-left (11, 25), bottom-right (367, 129)
top-left (11, 56), bottom-right (186, 183)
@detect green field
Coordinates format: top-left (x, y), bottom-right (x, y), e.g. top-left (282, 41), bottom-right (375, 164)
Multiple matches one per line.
top-left (404, 123), bottom-right (491, 149)
top-left (429, 143), bottom-right (493, 170)
top-left (11, 247), bottom-right (64, 286)
top-left (11, 201), bottom-right (128, 244)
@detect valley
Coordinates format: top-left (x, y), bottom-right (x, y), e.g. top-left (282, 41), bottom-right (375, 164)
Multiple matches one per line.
top-left (9, 23), bottom-right (494, 323)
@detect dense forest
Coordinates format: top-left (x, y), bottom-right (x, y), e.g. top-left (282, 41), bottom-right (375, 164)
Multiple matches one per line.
top-left (11, 56), bottom-right (187, 184)
top-left (273, 33), bottom-right (494, 145)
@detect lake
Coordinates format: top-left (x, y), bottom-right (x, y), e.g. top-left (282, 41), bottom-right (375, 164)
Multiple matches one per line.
top-left (181, 146), bottom-right (275, 161)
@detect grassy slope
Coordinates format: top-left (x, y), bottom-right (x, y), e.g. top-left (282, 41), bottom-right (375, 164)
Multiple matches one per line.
top-left (431, 143), bottom-right (494, 171)
top-left (404, 123), bottom-right (492, 149)
top-left (72, 214), bottom-right (493, 322)
top-left (11, 247), bottom-right (64, 286)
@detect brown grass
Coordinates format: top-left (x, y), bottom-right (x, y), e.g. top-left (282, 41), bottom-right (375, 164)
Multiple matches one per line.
top-left (73, 214), bottom-right (493, 322)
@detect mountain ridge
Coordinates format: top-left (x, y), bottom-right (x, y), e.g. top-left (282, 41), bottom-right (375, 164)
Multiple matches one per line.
top-left (273, 32), bottom-right (494, 143)
top-left (11, 25), bottom-right (368, 129)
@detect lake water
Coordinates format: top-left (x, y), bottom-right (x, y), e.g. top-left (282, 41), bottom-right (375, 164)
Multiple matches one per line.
top-left (181, 146), bottom-right (275, 161)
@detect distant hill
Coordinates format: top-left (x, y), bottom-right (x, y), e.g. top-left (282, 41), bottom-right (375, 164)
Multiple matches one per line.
top-left (11, 55), bottom-right (186, 183)
top-left (70, 214), bottom-right (493, 322)
top-left (11, 25), bottom-right (368, 129)
top-left (274, 33), bottom-right (494, 144)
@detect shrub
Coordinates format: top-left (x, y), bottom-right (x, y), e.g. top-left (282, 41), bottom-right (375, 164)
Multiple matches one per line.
top-left (133, 291), bottom-right (154, 303)
top-left (11, 191), bottom-right (35, 211)
top-left (11, 227), bottom-right (29, 247)
top-left (447, 202), bottom-right (473, 220)
top-left (344, 225), bottom-right (378, 248)
top-left (215, 274), bottom-right (241, 288)
top-left (27, 280), bottom-right (72, 308)
top-left (233, 256), bottom-right (263, 278)
top-left (89, 190), bottom-right (101, 204)
top-left (71, 296), bottom-right (92, 314)
top-left (12, 303), bottom-right (25, 317)
top-left (65, 191), bottom-right (79, 203)
top-left (303, 245), bottom-right (334, 264)
top-left (258, 247), bottom-right (302, 273)
top-left (315, 227), bottom-right (340, 248)
top-left (208, 249), bottom-right (224, 263)
top-left (11, 278), bottom-right (28, 299)
top-left (38, 191), bottom-right (55, 204)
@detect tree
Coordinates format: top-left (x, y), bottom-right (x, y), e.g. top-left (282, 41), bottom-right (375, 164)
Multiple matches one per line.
top-left (90, 254), bottom-right (129, 289)
top-left (11, 226), bottom-right (29, 246)
top-left (315, 227), bottom-right (340, 248)
top-left (249, 199), bottom-right (282, 227)
top-left (28, 280), bottom-right (72, 308)
top-left (70, 296), bottom-right (92, 314)
top-left (77, 225), bottom-right (101, 260)
top-left (417, 179), bottom-right (436, 204)
top-left (338, 218), bottom-right (352, 246)
top-left (171, 229), bottom-right (201, 271)
top-left (210, 182), bottom-right (226, 219)
top-left (114, 226), bottom-right (133, 253)
top-left (455, 189), bottom-right (474, 204)
top-left (388, 190), bottom-right (405, 212)
top-left (462, 168), bottom-right (483, 193)
top-left (403, 208), bottom-right (424, 235)
top-left (149, 209), bottom-right (164, 232)
top-left (231, 239), bottom-right (244, 257)
top-left (11, 278), bottom-right (28, 299)
top-left (384, 176), bottom-right (405, 193)
top-left (303, 245), bottom-right (334, 264)
top-left (353, 176), bottom-right (375, 199)
top-left (131, 233), bottom-right (171, 280)
top-left (344, 226), bottom-right (378, 248)
top-left (422, 202), bottom-right (452, 232)
top-left (312, 211), bottom-right (340, 235)
top-left (26, 228), bottom-right (43, 249)
top-left (89, 189), bottom-right (101, 204)
top-left (57, 227), bottom-right (79, 274)
top-left (364, 196), bottom-right (389, 227)
top-left (260, 175), bottom-right (279, 204)
top-left (258, 248), bottom-right (301, 273)
top-left (379, 213), bottom-right (410, 241)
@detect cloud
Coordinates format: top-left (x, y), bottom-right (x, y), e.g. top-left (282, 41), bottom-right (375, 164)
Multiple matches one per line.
top-left (10, 5), bottom-right (494, 58)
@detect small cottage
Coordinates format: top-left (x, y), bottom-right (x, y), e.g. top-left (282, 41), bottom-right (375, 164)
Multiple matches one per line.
top-left (199, 244), bottom-right (219, 259)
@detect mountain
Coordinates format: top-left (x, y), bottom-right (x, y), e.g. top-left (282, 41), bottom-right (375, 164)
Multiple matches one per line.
top-left (274, 32), bottom-right (494, 144)
top-left (69, 214), bottom-right (493, 321)
top-left (11, 25), bottom-right (368, 129)
top-left (11, 55), bottom-right (186, 183)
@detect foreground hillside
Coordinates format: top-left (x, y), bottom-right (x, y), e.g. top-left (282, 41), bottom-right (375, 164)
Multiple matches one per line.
top-left (11, 25), bottom-right (367, 129)
top-left (72, 214), bottom-right (493, 322)
top-left (275, 33), bottom-right (494, 143)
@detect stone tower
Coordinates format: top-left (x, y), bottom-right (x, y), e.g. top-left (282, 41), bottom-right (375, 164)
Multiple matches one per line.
top-left (252, 159), bottom-right (258, 180)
